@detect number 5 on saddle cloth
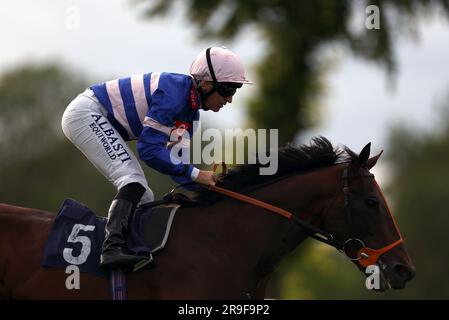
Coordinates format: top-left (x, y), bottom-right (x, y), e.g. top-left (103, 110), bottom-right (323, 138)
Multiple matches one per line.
top-left (42, 198), bottom-right (180, 277)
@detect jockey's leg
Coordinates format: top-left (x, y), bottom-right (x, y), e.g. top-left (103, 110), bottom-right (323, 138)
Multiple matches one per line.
top-left (100, 182), bottom-right (152, 268)
top-left (61, 89), bottom-right (155, 269)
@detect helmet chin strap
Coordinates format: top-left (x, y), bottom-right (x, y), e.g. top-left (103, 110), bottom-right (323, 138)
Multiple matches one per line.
top-left (194, 47), bottom-right (220, 110)
top-left (197, 47), bottom-right (221, 111)
top-left (195, 79), bottom-right (213, 111)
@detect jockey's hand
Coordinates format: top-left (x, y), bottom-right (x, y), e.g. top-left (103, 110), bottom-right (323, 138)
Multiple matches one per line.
top-left (196, 170), bottom-right (216, 186)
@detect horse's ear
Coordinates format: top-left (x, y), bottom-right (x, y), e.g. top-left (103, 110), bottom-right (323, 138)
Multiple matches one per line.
top-left (366, 150), bottom-right (383, 170)
top-left (355, 142), bottom-right (371, 167)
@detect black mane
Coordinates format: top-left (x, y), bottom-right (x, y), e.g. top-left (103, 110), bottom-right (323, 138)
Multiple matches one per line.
top-left (192, 136), bottom-right (350, 204)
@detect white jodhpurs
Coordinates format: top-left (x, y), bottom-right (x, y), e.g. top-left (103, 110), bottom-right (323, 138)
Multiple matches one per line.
top-left (61, 89), bottom-right (154, 204)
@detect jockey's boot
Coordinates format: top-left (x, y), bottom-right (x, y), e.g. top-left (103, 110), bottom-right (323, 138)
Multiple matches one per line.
top-left (100, 198), bottom-right (152, 269)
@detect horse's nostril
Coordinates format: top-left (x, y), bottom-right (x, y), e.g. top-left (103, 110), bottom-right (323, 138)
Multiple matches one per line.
top-left (393, 264), bottom-right (416, 281)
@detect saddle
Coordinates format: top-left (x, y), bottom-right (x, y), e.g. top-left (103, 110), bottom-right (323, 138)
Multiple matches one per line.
top-left (41, 193), bottom-right (195, 277)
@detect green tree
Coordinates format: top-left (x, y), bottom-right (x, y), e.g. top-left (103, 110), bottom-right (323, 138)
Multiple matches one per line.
top-left (383, 111), bottom-right (449, 299)
top-left (0, 64), bottom-right (86, 164)
top-left (140, 0), bottom-right (449, 143)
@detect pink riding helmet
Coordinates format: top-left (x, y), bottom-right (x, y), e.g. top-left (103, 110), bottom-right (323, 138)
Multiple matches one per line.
top-left (189, 46), bottom-right (253, 84)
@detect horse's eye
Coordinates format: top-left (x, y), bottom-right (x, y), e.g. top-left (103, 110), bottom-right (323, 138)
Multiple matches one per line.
top-left (365, 198), bottom-right (378, 208)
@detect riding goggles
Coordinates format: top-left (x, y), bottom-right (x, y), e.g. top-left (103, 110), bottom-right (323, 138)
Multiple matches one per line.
top-left (214, 82), bottom-right (242, 98)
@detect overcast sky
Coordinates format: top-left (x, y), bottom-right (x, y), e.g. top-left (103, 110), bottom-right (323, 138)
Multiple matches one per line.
top-left (2, 0), bottom-right (449, 164)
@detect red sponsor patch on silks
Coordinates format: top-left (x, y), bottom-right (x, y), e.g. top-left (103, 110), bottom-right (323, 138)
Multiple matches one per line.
top-left (174, 120), bottom-right (191, 131)
top-left (170, 121), bottom-right (191, 142)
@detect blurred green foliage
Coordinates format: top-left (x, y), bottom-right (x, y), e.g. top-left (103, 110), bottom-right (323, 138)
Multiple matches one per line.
top-left (385, 113), bottom-right (449, 299)
top-left (141, 0), bottom-right (449, 143)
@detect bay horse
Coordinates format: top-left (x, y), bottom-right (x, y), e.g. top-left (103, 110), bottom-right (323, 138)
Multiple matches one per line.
top-left (0, 137), bottom-right (415, 299)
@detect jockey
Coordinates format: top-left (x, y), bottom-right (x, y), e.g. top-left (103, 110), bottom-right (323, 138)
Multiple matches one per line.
top-left (61, 47), bottom-right (252, 269)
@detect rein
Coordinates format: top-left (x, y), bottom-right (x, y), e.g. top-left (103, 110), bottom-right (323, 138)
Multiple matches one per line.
top-left (201, 163), bottom-right (404, 268)
top-left (207, 184), bottom-right (342, 248)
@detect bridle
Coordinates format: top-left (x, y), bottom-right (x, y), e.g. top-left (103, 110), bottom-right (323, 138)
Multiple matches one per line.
top-left (335, 166), bottom-right (403, 267)
top-left (201, 163), bottom-right (404, 268)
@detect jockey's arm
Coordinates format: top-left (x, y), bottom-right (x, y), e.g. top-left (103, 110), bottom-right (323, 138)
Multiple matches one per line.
top-left (137, 84), bottom-right (198, 181)
top-left (137, 85), bottom-right (215, 187)
top-left (137, 126), bottom-right (199, 182)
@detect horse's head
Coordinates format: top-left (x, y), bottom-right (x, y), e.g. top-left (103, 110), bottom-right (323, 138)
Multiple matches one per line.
top-left (320, 142), bottom-right (415, 291)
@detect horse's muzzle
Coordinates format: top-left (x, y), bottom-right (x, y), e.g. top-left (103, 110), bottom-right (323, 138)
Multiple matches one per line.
top-left (390, 263), bottom-right (416, 288)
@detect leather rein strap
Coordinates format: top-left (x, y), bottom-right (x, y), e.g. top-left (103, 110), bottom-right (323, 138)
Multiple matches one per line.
top-left (209, 163), bottom-right (342, 249)
top-left (208, 184), bottom-right (340, 248)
